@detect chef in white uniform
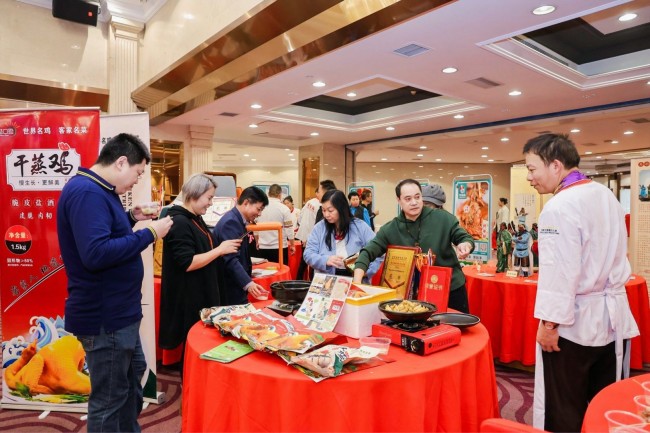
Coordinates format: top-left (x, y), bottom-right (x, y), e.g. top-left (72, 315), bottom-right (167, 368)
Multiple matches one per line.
top-left (523, 133), bottom-right (639, 432)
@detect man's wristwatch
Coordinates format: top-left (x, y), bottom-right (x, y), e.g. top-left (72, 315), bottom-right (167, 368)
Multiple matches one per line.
top-left (542, 320), bottom-right (559, 330)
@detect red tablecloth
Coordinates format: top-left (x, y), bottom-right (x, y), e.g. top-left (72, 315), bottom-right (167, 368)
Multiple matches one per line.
top-left (288, 242), bottom-right (302, 279)
top-left (582, 373), bottom-right (650, 432)
top-left (247, 262), bottom-right (291, 301)
top-left (464, 267), bottom-right (650, 368)
top-left (182, 320), bottom-right (500, 432)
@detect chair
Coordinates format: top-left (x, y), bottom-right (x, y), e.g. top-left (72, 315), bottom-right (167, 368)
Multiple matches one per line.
top-left (480, 418), bottom-right (548, 433)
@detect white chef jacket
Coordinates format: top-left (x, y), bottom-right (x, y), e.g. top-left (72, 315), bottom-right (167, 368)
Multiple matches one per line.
top-left (257, 197), bottom-right (294, 249)
top-left (533, 180), bottom-right (639, 428)
top-left (295, 198), bottom-right (320, 243)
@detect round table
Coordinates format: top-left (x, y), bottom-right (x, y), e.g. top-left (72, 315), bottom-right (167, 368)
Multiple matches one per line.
top-left (182, 320), bottom-right (500, 432)
top-left (464, 267), bottom-right (650, 368)
top-left (247, 262), bottom-right (291, 302)
top-left (582, 373), bottom-right (650, 432)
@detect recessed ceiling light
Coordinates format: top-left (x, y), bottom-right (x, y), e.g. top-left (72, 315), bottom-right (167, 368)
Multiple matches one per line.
top-left (418, 165), bottom-right (424, 168)
top-left (481, 155), bottom-right (488, 158)
top-left (417, 153), bottom-right (424, 157)
top-left (375, 171), bottom-right (381, 174)
top-left (390, 168), bottom-right (395, 171)
top-left (442, 67), bottom-right (458, 74)
top-left (386, 126), bottom-right (395, 131)
top-left (453, 114), bottom-right (464, 119)
top-left (61, 63), bottom-right (68, 68)
top-left (532, 5), bottom-right (556, 15)
top-left (435, 158), bottom-right (442, 162)
top-left (288, 153), bottom-right (294, 156)
top-left (290, 158), bottom-right (295, 161)
top-left (488, 159), bottom-right (494, 162)
top-left (249, 124), bottom-right (258, 128)
top-left (624, 130), bottom-right (634, 135)
top-left (647, 80), bottom-right (650, 85)
top-left (596, 156), bottom-right (602, 159)
top-left (612, 140), bottom-right (619, 144)
top-left (372, 165), bottom-right (377, 168)
top-left (481, 146), bottom-right (489, 150)
top-left (464, 165), bottom-right (469, 168)
top-left (619, 13), bottom-right (638, 22)
top-left (284, 148), bottom-right (290, 151)
top-left (440, 176), bottom-right (444, 179)
top-left (243, 154), bottom-right (250, 157)
top-left (381, 158), bottom-right (388, 161)
top-left (509, 90), bottom-right (522, 96)
top-left (71, 44), bottom-right (81, 50)
top-left (347, 92), bottom-right (357, 97)
top-left (312, 81), bottom-right (326, 87)
top-left (585, 151), bottom-right (593, 155)
top-left (448, 172), bottom-right (453, 175)
top-left (501, 137), bottom-right (509, 142)
top-left (250, 103), bottom-right (262, 109)
top-left (310, 132), bottom-right (319, 136)
top-left (419, 145), bottom-right (427, 150)
top-left (251, 158), bottom-right (257, 162)
top-left (438, 168), bottom-right (443, 171)
top-left (570, 128), bottom-right (580, 133)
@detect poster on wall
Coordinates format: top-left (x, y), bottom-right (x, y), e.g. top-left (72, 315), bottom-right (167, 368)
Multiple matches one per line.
top-left (0, 108), bottom-right (100, 412)
top-left (253, 182), bottom-right (290, 200)
top-left (99, 112), bottom-right (160, 403)
top-left (630, 158), bottom-right (650, 282)
top-left (452, 176), bottom-right (492, 263)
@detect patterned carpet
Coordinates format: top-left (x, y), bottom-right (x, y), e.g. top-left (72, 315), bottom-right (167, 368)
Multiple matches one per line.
top-left (0, 362), bottom-right (535, 432)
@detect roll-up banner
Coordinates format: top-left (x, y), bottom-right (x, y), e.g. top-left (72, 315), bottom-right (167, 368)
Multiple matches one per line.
top-left (452, 176), bottom-right (492, 263)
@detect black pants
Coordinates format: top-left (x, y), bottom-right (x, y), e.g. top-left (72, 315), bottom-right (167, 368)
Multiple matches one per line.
top-left (542, 337), bottom-right (617, 433)
top-left (256, 247), bottom-right (289, 266)
top-left (295, 242), bottom-right (313, 280)
top-left (448, 284), bottom-right (469, 313)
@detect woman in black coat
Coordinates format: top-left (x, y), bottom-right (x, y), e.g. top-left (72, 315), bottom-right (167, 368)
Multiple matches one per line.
top-left (159, 174), bottom-right (240, 374)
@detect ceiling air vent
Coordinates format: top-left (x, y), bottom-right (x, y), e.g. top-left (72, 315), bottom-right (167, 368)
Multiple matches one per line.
top-left (219, 112), bottom-right (239, 117)
top-left (393, 43), bottom-right (430, 57)
top-left (465, 77), bottom-right (503, 89)
top-left (581, 142), bottom-right (598, 147)
top-left (630, 118), bottom-right (650, 124)
top-left (254, 132), bottom-right (308, 140)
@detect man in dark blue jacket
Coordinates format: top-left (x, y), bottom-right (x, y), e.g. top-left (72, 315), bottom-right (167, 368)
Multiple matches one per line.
top-left (57, 133), bottom-right (173, 432)
top-left (213, 186), bottom-right (269, 305)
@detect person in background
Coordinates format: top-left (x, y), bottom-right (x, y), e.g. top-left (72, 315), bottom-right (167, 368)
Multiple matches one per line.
top-left (360, 189), bottom-right (379, 231)
top-left (512, 223), bottom-right (531, 277)
top-left (421, 184), bottom-right (446, 209)
top-left (283, 195), bottom-right (300, 236)
top-left (159, 174), bottom-right (240, 375)
top-left (305, 190), bottom-right (376, 277)
top-left (496, 222), bottom-right (512, 273)
top-left (57, 133), bottom-right (173, 432)
top-left (348, 190), bottom-right (371, 225)
top-left (213, 186), bottom-right (269, 305)
top-left (256, 184), bottom-right (295, 264)
top-left (496, 197), bottom-right (510, 227)
top-left (295, 179), bottom-right (336, 279)
top-left (352, 179), bottom-right (474, 313)
top-left (523, 133), bottom-right (638, 432)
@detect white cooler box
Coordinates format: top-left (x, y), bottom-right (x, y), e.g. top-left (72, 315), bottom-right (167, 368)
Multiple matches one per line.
top-left (334, 284), bottom-right (397, 338)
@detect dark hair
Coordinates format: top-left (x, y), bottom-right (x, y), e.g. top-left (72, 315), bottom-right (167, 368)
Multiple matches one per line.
top-left (500, 222), bottom-right (507, 230)
top-left (320, 179), bottom-right (336, 192)
top-left (321, 189), bottom-right (353, 250)
top-left (347, 191), bottom-right (359, 200)
top-left (395, 178), bottom-right (422, 198)
top-left (96, 133), bottom-right (151, 166)
top-left (283, 195), bottom-right (294, 204)
top-left (523, 133), bottom-right (580, 169)
top-left (361, 189), bottom-right (372, 200)
top-left (500, 197), bottom-right (508, 205)
top-left (268, 184), bottom-right (282, 197)
top-left (238, 186), bottom-right (269, 206)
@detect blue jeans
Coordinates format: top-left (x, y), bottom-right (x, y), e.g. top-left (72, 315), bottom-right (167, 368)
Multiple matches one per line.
top-left (77, 321), bottom-right (147, 433)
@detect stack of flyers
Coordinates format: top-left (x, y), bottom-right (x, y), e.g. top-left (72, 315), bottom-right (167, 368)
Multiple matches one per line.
top-left (199, 340), bottom-right (254, 363)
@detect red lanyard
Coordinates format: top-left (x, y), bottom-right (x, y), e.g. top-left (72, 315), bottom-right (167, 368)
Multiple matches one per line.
top-left (192, 220), bottom-right (214, 249)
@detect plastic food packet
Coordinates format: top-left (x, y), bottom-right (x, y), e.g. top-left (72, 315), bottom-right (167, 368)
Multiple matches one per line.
top-left (290, 345), bottom-right (379, 377)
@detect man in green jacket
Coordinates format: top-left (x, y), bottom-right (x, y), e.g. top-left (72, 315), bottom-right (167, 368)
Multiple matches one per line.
top-left (353, 179), bottom-right (475, 313)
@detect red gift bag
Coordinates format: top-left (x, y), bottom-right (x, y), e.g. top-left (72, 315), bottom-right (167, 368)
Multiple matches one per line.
top-left (417, 265), bottom-right (452, 312)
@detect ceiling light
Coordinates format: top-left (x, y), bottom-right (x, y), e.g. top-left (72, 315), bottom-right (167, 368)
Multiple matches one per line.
top-left (243, 154), bottom-right (249, 157)
top-left (501, 137), bottom-right (509, 142)
top-left (464, 165), bottom-right (469, 168)
top-left (250, 103), bottom-right (262, 109)
top-left (612, 140), bottom-right (619, 144)
top-left (290, 158), bottom-right (295, 161)
top-left (381, 158), bottom-right (388, 161)
top-left (417, 153), bottom-right (424, 157)
top-left (532, 5), bottom-right (556, 15)
top-left (488, 159), bottom-right (494, 162)
top-left (442, 67), bottom-right (458, 74)
top-left (249, 124), bottom-right (258, 128)
top-left (310, 132), bottom-right (319, 136)
top-left (585, 151), bottom-right (593, 155)
top-left (619, 13), bottom-right (638, 22)
top-left (418, 165), bottom-right (424, 168)
top-left (438, 168), bottom-right (443, 171)
top-left (386, 126), bottom-right (395, 131)
top-left (419, 145), bottom-right (427, 150)
top-left (372, 165), bottom-right (377, 168)
top-left (251, 158), bottom-right (257, 162)
top-left (440, 176), bottom-right (444, 179)
top-left (481, 155), bottom-right (488, 158)
top-left (647, 81), bottom-right (650, 85)
top-left (71, 44), bottom-right (80, 50)
top-left (570, 128), bottom-right (580, 133)
top-left (390, 168), bottom-right (395, 171)
top-left (624, 131), bottom-right (634, 135)
top-left (435, 158), bottom-right (442, 162)
top-left (312, 81), bottom-right (326, 87)
top-left (509, 90), bottom-right (522, 96)
top-left (596, 156), bottom-right (602, 159)
top-left (481, 146), bottom-right (489, 150)
top-left (288, 153), bottom-right (294, 156)
top-left (375, 172), bottom-right (381, 174)
top-left (284, 148), bottom-right (290, 151)
top-left (347, 92), bottom-right (357, 98)
top-left (454, 114), bottom-right (464, 119)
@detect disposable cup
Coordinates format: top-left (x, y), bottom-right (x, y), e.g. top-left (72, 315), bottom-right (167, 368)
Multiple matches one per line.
top-left (633, 395), bottom-right (650, 421)
top-left (641, 381), bottom-right (650, 397)
top-left (141, 202), bottom-right (160, 216)
top-left (254, 290), bottom-right (269, 301)
top-left (604, 410), bottom-right (646, 432)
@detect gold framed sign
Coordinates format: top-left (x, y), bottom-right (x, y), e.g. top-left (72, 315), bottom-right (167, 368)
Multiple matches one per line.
top-left (379, 245), bottom-right (419, 299)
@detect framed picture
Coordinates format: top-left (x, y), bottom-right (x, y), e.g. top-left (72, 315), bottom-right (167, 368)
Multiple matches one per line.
top-left (379, 245), bottom-right (419, 299)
